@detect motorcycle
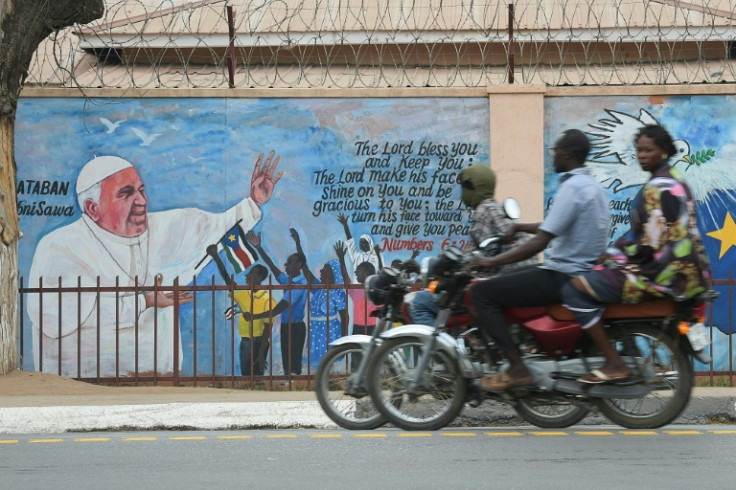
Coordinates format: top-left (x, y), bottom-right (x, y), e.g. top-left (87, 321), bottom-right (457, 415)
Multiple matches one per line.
top-left (315, 267), bottom-right (414, 429)
top-left (316, 198), bottom-right (523, 429)
top-left (366, 243), bottom-right (716, 431)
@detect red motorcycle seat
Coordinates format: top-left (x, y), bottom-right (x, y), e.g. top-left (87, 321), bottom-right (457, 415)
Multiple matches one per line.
top-left (547, 300), bottom-right (677, 321)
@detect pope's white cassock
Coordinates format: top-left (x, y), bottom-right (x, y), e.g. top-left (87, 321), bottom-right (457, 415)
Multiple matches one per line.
top-left (27, 183), bottom-right (262, 378)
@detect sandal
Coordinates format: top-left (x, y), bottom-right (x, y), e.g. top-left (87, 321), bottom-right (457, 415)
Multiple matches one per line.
top-left (481, 372), bottom-right (535, 391)
top-left (577, 369), bottom-right (630, 384)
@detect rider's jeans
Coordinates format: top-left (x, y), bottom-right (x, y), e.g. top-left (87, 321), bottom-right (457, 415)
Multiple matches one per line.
top-left (410, 290), bottom-right (440, 326)
top-left (468, 265), bottom-right (572, 352)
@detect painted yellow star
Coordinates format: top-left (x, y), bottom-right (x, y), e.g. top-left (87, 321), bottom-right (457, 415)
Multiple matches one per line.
top-left (706, 212), bottom-right (736, 259)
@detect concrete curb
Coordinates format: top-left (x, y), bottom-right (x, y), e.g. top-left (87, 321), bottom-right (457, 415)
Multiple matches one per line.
top-left (0, 401), bottom-right (336, 434)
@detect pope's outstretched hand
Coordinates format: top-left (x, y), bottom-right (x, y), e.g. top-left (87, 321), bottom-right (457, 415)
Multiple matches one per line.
top-left (145, 274), bottom-right (194, 308)
top-left (251, 150), bottom-right (284, 206)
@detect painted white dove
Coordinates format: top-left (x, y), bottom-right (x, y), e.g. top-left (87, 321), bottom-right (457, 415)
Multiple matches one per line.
top-left (586, 109), bottom-right (690, 193)
top-left (586, 108), bottom-right (735, 205)
top-left (99, 117), bottom-right (127, 134)
top-left (130, 127), bottom-right (162, 147)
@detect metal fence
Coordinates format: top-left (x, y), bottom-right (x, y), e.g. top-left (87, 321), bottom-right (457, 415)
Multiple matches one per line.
top-left (19, 277), bottom-right (371, 389)
top-left (18, 274), bottom-right (735, 388)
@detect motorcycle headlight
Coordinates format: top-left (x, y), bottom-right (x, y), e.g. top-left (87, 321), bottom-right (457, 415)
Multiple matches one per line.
top-left (428, 246), bottom-right (463, 278)
top-left (365, 267), bottom-right (399, 305)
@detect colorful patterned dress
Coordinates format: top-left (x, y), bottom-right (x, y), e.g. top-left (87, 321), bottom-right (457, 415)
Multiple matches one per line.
top-left (596, 164), bottom-right (712, 302)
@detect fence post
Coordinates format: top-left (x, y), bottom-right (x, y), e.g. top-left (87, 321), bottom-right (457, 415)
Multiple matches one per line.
top-left (226, 5), bottom-right (236, 88)
top-left (173, 276), bottom-right (180, 386)
top-left (508, 3), bottom-right (514, 84)
top-left (730, 269), bottom-right (733, 387)
top-left (19, 277), bottom-right (24, 370)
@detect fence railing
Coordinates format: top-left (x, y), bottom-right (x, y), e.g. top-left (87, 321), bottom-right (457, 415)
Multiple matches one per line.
top-left (18, 274), bottom-right (735, 388)
top-left (19, 276), bottom-right (374, 389)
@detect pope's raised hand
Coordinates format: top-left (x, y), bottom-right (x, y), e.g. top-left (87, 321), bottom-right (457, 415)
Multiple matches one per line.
top-left (250, 150), bottom-right (284, 206)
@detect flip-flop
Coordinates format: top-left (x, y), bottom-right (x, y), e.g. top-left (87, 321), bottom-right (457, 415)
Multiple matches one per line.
top-left (577, 369), bottom-right (630, 384)
top-left (481, 372), bottom-right (535, 391)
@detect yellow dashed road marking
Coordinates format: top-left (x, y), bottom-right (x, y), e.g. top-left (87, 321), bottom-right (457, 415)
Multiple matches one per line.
top-left (2, 429), bottom-right (728, 446)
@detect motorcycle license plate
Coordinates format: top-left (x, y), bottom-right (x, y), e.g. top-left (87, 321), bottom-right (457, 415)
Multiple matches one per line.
top-left (686, 322), bottom-right (710, 352)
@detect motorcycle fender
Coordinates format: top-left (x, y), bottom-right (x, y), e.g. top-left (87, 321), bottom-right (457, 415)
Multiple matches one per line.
top-left (380, 324), bottom-right (458, 355)
top-left (680, 335), bottom-right (712, 365)
top-left (691, 349), bottom-right (712, 365)
top-left (328, 334), bottom-right (374, 349)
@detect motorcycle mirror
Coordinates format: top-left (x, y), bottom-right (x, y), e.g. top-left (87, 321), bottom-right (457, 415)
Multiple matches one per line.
top-left (503, 197), bottom-right (521, 220)
top-left (478, 237), bottom-right (500, 249)
top-left (442, 246), bottom-right (463, 262)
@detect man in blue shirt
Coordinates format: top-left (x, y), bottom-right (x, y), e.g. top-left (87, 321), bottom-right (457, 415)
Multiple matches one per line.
top-left (246, 229), bottom-right (309, 376)
top-left (467, 129), bottom-right (611, 391)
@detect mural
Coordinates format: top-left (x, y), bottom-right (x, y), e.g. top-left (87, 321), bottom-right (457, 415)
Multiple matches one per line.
top-left (545, 96), bottom-right (736, 371)
top-left (15, 97), bottom-right (489, 377)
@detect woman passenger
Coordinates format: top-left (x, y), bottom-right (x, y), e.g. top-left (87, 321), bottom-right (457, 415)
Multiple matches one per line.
top-left (562, 124), bottom-right (712, 383)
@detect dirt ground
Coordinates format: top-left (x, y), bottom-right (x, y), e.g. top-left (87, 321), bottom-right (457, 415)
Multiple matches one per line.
top-left (0, 369), bottom-right (318, 408)
top-left (0, 369), bottom-right (235, 396)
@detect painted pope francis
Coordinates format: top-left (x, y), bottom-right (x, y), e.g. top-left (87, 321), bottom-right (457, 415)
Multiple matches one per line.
top-left (27, 152), bottom-right (282, 378)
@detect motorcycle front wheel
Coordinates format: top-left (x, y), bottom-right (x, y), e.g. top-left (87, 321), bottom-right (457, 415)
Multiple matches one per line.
top-left (593, 324), bottom-right (694, 429)
top-left (315, 343), bottom-right (387, 430)
top-left (515, 398), bottom-right (590, 428)
top-left (367, 337), bottom-right (466, 431)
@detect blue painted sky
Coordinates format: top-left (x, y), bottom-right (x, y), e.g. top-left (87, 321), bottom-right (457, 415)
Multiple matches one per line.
top-left (16, 97), bottom-right (490, 276)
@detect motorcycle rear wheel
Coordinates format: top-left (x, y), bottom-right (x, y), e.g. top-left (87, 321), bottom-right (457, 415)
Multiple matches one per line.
top-left (593, 325), bottom-right (694, 429)
top-left (515, 398), bottom-right (589, 428)
top-left (315, 343), bottom-right (387, 430)
top-left (367, 337), bottom-right (466, 431)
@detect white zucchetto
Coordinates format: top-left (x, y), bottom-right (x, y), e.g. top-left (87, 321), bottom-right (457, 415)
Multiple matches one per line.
top-left (76, 156), bottom-right (134, 195)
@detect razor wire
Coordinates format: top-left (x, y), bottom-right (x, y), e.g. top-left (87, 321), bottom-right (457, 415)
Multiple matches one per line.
top-left (25, 0), bottom-right (736, 89)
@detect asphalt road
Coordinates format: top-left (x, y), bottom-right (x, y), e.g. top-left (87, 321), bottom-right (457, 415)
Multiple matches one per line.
top-left (1, 426), bottom-right (734, 489)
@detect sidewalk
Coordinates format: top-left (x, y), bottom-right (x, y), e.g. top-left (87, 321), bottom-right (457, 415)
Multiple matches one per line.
top-left (0, 370), bottom-right (734, 434)
top-left (0, 371), bottom-right (333, 434)
top-left (0, 390), bottom-right (330, 434)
